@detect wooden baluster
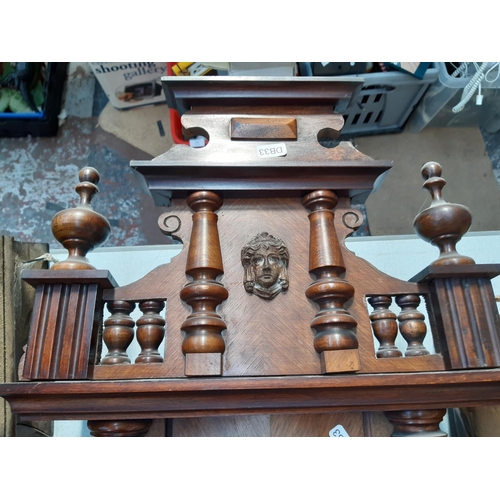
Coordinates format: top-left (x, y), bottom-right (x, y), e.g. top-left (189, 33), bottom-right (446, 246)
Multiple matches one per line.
top-left (135, 300), bottom-right (165, 364)
top-left (396, 295), bottom-right (430, 357)
top-left (180, 191), bottom-right (228, 376)
top-left (87, 419), bottom-right (152, 437)
top-left (101, 300), bottom-right (135, 365)
top-left (302, 189), bottom-right (359, 373)
top-left (368, 295), bottom-right (402, 358)
top-left (384, 409), bottom-right (447, 437)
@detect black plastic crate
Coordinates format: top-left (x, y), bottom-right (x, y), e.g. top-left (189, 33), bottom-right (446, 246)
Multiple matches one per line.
top-left (0, 62), bottom-right (67, 137)
top-left (337, 65), bottom-right (439, 137)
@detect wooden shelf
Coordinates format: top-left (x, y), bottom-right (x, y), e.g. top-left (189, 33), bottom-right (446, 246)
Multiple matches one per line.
top-left (3, 369), bottom-right (500, 422)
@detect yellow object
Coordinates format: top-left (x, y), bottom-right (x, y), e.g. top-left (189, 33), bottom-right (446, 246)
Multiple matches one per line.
top-left (171, 62), bottom-right (193, 76)
top-left (172, 62), bottom-right (212, 77)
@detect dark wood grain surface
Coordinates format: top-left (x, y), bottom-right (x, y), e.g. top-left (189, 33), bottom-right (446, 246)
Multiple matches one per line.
top-left (132, 108), bottom-right (392, 206)
top-left (4, 369), bottom-right (500, 422)
top-left (161, 77), bottom-right (364, 115)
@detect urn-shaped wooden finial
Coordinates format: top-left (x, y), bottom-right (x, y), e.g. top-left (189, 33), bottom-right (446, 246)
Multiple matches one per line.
top-left (413, 161), bottom-right (475, 266)
top-left (51, 167), bottom-right (111, 270)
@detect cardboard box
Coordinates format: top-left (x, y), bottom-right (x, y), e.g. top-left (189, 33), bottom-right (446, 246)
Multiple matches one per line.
top-left (228, 62), bottom-right (297, 76)
top-left (385, 62), bottom-right (431, 79)
top-left (90, 62), bottom-right (167, 109)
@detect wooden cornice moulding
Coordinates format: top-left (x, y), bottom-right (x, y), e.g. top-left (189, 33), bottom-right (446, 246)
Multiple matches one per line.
top-left (131, 77), bottom-right (392, 207)
top-left (4, 369), bottom-right (500, 421)
top-left (161, 76), bottom-right (364, 115)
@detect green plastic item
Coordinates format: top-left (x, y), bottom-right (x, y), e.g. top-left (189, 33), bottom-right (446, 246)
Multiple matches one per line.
top-left (31, 81), bottom-right (44, 109)
top-left (9, 91), bottom-right (32, 113)
top-left (0, 88), bottom-right (15, 112)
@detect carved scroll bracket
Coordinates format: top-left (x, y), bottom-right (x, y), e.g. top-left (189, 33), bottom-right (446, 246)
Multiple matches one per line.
top-left (156, 202), bottom-right (196, 245)
top-left (158, 213), bottom-right (184, 243)
top-left (303, 190), bottom-right (360, 374)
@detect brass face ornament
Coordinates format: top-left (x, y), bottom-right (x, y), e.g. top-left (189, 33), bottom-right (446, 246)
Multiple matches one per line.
top-left (241, 232), bottom-right (289, 300)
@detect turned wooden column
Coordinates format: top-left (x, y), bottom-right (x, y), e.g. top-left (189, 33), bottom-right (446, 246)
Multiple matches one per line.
top-left (180, 191), bottom-right (228, 376)
top-left (385, 409), bottom-right (447, 437)
top-left (303, 190), bottom-right (359, 373)
top-left (87, 419), bottom-right (153, 437)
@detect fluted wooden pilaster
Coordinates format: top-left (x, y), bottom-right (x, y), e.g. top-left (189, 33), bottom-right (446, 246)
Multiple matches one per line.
top-left (23, 283), bottom-right (99, 379)
top-left (21, 271), bottom-right (117, 380)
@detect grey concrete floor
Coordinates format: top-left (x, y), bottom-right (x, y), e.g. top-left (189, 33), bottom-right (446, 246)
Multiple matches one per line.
top-left (359, 126), bottom-right (500, 236)
top-left (0, 117), bottom-right (168, 248)
top-left (1, 70), bottom-right (500, 250)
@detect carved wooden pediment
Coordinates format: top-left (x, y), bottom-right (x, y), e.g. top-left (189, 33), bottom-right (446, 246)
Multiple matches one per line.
top-left (2, 76), bottom-right (500, 437)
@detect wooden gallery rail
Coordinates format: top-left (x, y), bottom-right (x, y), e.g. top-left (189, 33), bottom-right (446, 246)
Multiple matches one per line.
top-left (2, 77), bottom-right (500, 437)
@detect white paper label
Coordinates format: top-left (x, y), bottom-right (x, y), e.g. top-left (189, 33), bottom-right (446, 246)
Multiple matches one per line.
top-left (329, 425), bottom-right (350, 437)
top-left (189, 136), bottom-right (207, 148)
top-left (256, 143), bottom-right (287, 158)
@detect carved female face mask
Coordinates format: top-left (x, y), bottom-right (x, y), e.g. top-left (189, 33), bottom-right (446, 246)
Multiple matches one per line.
top-left (252, 248), bottom-right (282, 289)
top-left (241, 232), bottom-right (289, 300)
